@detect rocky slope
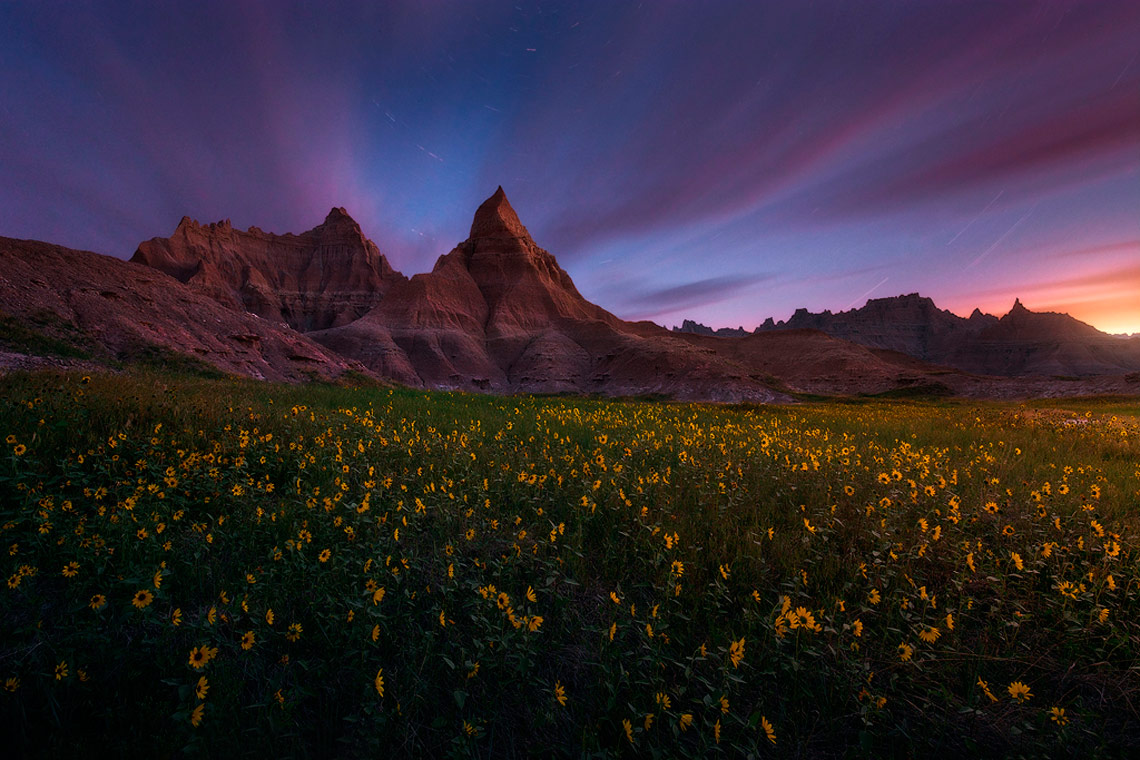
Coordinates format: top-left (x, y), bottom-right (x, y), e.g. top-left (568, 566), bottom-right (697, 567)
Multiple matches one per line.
top-left (132, 208), bottom-right (404, 332)
top-left (746, 294), bottom-right (1140, 377)
top-left (0, 236), bottom-right (366, 382)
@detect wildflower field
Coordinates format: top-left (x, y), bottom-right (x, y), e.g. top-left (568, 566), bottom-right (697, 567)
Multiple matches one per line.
top-left (2, 371), bottom-right (1138, 757)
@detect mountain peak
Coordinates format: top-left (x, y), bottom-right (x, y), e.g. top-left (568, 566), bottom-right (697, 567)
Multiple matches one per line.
top-left (323, 206), bottom-right (358, 226)
top-left (469, 187), bottom-right (530, 240)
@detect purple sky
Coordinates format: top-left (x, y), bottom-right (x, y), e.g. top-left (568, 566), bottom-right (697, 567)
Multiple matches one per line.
top-left (2, 1), bottom-right (1138, 332)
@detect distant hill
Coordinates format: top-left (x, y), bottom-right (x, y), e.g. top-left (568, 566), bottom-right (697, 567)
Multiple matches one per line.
top-left (679, 293), bottom-right (1140, 378)
top-left (671, 320), bottom-right (750, 338)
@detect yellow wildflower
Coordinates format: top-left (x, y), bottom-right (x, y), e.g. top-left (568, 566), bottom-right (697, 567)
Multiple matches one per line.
top-left (1008, 681), bottom-right (1032, 702)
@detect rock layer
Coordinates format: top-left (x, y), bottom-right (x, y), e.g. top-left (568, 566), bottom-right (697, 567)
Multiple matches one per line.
top-left (132, 208), bottom-right (404, 331)
top-left (0, 236), bottom-right (366, 382)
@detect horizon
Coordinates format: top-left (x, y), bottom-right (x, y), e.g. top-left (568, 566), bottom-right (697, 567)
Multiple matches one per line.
top-left (2, 1), bottom-right (1138, 333)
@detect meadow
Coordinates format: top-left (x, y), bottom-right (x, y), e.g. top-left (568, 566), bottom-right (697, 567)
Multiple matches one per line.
top-left (2, 370), bottom-right (1138, 757)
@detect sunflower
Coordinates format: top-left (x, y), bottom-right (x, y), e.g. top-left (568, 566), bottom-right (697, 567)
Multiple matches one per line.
top-left (918, 626), bottom-right (941, 644)
top-left (728, 637), bottom-right (745, 668)
top-left (1008, 681), bottom-right (1032, 702)
top-left (318, 548), bottom-right (331, 563)
top-left (132, 589), bottom-right (154, 609)
top-left (241, 631), bottom-right (255, 651)
top-left (190, 703), bottom-right (205, 727)
top-left (89, 593), bottom-right (106, 610)
top-left (188, 647), bottom-right (211, 669)
top-left (61, 561), bottom-right (79, 578)
top-left (374, 668), bottom-right (384, 697)
top-left (761, 715), bottom-right (776, 744)
top-left (554, 680), bottom-right (566, 706)
top-left (13, 444), bottom-right (26, 456)
top-left (195, 676), bottom-right (209, 700)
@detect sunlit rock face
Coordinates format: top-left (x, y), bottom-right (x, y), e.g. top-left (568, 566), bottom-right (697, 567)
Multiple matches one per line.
top-left (132, 207), bottom-right (405, 332)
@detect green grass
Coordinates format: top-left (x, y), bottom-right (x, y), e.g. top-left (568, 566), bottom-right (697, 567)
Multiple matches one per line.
top-left (0, 310), bottom-right (95, 360)
top-left (1, 370), bottom-right (1138, 757)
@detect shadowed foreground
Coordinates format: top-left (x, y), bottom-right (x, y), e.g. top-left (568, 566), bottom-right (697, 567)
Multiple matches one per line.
top-left (2, 371), bottom-right (1138, 757)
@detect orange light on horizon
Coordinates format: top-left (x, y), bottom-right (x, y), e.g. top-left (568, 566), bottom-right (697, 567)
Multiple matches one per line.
top-left (946, 245), bottom-right (1140, 336)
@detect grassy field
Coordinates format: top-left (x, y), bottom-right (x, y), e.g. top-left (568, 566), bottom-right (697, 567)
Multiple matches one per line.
top-left (2, 371), bottom-right (1138, 757)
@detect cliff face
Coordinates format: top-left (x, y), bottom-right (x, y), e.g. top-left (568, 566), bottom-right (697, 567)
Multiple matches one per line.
top-left (131, 208), bottom-right (405, 332)
top-left (0, 236), bottom-right (367, 382)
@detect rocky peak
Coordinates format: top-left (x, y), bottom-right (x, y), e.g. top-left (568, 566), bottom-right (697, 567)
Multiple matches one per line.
top-left (321, 206), bottom-right (359, 228)
top-left (469, 187), bottom-right (531, 240)
top-left (132, 209), bottom-right (404, 332)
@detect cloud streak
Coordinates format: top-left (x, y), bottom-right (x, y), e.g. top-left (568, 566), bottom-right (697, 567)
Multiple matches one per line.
top-left (620, 274), bottom-right (774, 320)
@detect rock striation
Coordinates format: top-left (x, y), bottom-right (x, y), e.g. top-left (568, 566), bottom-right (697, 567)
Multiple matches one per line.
top-left (132, 208), bottom-right (404, 332)
top-left (0, 236), bottom-right (367, 382)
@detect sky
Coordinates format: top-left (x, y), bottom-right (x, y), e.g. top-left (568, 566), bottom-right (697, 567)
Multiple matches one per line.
top-left (2, 1), bottom-right (1138, 334)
